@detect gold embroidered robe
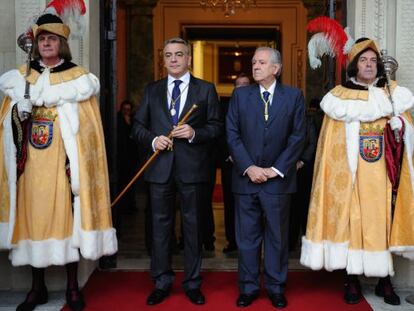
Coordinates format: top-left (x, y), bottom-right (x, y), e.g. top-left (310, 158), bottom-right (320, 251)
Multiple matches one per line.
top-left (0, 63), bottom-right (117, 267)
top-left (300, 83), bottom-right (414, 277)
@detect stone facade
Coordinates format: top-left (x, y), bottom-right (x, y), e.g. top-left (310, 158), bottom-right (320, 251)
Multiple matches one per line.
top-left (0, 0), bottom-right (17, 91)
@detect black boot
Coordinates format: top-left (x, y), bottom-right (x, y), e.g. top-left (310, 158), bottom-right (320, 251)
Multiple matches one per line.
top-left (66, 262), bottom-right (86, 310)
top-left (66, 288), bottom-right (86, 311)
top-left (16, 267), bottom-right (48, 311)
top-left (344, 274), bottom-right (362, 304)
top-left (16, 286), bottom-right (48, 311)
top-left (375, 276), bottom-right (401, 305)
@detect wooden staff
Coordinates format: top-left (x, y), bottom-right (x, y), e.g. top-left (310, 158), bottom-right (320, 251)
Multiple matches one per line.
top-left (111, 104), bottom-right (198, 208)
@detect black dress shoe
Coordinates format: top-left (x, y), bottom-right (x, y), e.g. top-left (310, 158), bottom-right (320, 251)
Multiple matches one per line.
top-left (66, 288), bottom-right (86, 311)
top-left (375, 277), bottom-right (401, 305)
top-left (146, 288), bottom-right (170, 305)
top-left (344, 278), bottom-right (362, 304)
top-left (186, 288), bottom-right (205, 305)
top-left (16, 286), bottom-right (48, 311)
top-left (269, 293), bottom-right (287, 309)
top-left (236, 293), bottom-right (259, 307)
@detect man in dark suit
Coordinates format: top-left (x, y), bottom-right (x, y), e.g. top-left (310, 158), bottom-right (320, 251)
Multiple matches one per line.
top-left (226, 47), bottom-right (305, 308)
top-left (132, 37), bottom-right (222, 306)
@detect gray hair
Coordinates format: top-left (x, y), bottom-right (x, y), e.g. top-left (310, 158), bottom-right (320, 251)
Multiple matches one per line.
top-left (163, 37), bottom-right (191, 55)
top-left (254, 47), bottom-right (282, 64)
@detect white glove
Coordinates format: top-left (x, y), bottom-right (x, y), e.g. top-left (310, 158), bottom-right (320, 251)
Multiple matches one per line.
top-left (389, 116), bottom-right (403, 131)
top-left (16, 98), bottom-right (32, 121)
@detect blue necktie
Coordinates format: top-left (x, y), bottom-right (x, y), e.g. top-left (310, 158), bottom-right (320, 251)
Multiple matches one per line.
top-left (171, 80), bottom-right (182, 125)
top-left (263, 91), bottom-right (270, 121)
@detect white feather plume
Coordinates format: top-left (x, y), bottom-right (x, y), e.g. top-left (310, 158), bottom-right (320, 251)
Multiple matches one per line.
top-left (308, 32), bottom-right (335, 69)
top-left (343, 27), bottom-right (355, 54)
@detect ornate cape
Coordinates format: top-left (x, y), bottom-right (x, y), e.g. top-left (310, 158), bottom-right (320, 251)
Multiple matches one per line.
top-left (300, 82), bottom-right (414, 277)
top-left (0, 63), bottom-right (117, 267)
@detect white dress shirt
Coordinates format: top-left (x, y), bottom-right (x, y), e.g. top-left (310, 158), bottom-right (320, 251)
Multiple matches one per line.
top-left (152, 71), bottom-right (193, 151)
top-left (167, 71), bottom-right (191, 118)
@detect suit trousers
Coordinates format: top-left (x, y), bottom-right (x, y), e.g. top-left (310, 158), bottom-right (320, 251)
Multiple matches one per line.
top-left (235, 190), bottom-right (290, 295)
top-left (149, 173), bottom-right (204, 291)
top-left (222, 161), bottom-right (236, 246)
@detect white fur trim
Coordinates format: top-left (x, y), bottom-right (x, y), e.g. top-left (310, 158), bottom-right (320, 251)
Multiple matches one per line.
top-left (0, 68), bottom-right (100, 107)
top-left (346, 249), bottom-right (363, 275)
top-left (348, 249), bottom-right (394, 277)
top-left (2, 105), bottom-right (17, 248)
top-left (300, 236), bottom-right (324, 270)
top-left (56, 104), bottom-right (80, 195)
top-left (72, 196), bottom-right (81, 246)
top-left (301, 237), bottom-right (395, 277)
top-left (72, 196), bottom-right (118, 260)
top-left (345, 121), bottom-right (360, 183)
top-left (78, 227), bottom-right (118, 260)
top-left (321, 86), bottom-right (414, 122)
top-left (7, 196), bottom-right (116, 267)
top-left (9, 237), bottom-right (80, 268)
top-left (300, 237), bottom-right (349, 271)
top-left (402, 117), bottom-right (414, 195)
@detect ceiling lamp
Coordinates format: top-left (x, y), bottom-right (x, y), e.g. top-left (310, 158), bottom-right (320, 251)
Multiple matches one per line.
top-left (200, 0), bottom-right (257, 17)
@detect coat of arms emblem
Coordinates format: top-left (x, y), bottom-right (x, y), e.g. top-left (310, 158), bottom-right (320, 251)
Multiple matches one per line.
top-left (359, 124), bottom-right (383, 162)
top-left (29, 108), bottom-right (57, 149)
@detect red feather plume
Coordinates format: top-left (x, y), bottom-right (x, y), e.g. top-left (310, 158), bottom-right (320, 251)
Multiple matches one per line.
top-left (44, 0), bottom-right (87, 37)
top-left (46, 0), bottom-right (86, 16)
top-left (307, 16), bottom-right (348, 67)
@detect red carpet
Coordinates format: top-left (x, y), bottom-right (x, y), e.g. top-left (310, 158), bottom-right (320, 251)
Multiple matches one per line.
top-left (62, 271), bottom-right (372, 310)
top-left (213, 184), bottom-right (223, 203)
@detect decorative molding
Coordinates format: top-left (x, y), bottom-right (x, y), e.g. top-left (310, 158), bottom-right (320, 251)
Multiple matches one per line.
top-left (297, 49), bottom-right (303, 90)
top-left (395, 0), bottom-right (414, 92)
top-left (374, 0), bottom-right (385, 47)
top-left (360, 0), bottom-right (367, 37)
top-left (15, 0), bottom-right (46, 65)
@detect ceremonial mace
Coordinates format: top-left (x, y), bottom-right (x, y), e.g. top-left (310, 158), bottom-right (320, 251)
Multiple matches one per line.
top-left (17, 33), bottom-right (34, 110)
top-left (111, 104), bottom-right (198, 208)
top-left (380, 49), bottom-right (400, 143)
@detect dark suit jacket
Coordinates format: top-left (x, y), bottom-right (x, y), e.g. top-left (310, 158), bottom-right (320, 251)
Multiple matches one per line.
top-left (226, 83), bottom-right (305, 194)
top-left (132, 75), bottom-right (223, 184)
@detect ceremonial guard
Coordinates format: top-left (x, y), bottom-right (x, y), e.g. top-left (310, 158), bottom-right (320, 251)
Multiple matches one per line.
top-left (301, 18), bottom-right (414, 306)
top-left (0, 1), bottom-right (117, 310)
